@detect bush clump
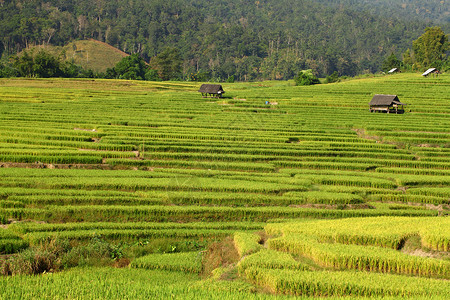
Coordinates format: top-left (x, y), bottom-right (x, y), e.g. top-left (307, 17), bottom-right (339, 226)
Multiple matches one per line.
top-left (294, 69), bottom-right (320, 86)
top-left (1, 235), bottom-right (124, 276)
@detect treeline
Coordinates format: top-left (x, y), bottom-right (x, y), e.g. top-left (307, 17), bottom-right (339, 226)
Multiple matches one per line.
top-left (0, 48), bottom-right (182, 81)
top-left (319, 0), bottom-right (450, 25)
top-left (0, 0), bottom-right (445, 80)
top-left (1, 27), bottom-right (448, 82)
top-left (0, 48), bottom-right (96, 79)
top-left (381, 26), bottom-right (450, 73)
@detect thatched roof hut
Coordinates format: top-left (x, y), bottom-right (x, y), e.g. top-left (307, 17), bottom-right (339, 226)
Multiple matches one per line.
top-left (369, 94), bottom-right (407, 114)
top-left (198, 84), bottom-right (225, 98)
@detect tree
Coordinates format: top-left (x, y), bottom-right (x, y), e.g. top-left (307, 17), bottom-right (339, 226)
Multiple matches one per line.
top-left (114, 54), bottom-right (147, 80)
top-left (12, 49), bottom-right (65, 78)
top-left (412, 27), bottom-right (449, 68)
top-left (0, 57), bottom-right (19, 78)
top-left (325, 71), bottom-right (339, 83)
top-left (11, 49), bottom-right (94, 78)
top-left (1, 0), bottom-right (443, 79)
top-left (104, 67), bottom-right (117, 79)
top-left (12, 49), bottom-right (35, 77)
top-left (294, 69), bottom-right (320, 86)
top-left (381, 53), bottom-right (402, 72)
top-left (33, 49), bottom-right (62, 78)
top-left (402, 48), bottom-right (414, 67)
top-left (145, 69), bottom-right (159, 81)
top-left (61, 60), bottom-right (84, 78)
top-left (150, 47), bottom-right (182, 81)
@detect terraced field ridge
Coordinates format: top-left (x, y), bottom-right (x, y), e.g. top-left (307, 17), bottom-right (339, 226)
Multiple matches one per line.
top-left (0, 74), bottom-right (449, 299)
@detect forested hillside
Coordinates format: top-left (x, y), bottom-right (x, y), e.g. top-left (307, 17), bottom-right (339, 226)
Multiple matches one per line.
top-left (319, 0), bottom-right (449, 24)
top-left (0, 0), bottom-right (447, 79)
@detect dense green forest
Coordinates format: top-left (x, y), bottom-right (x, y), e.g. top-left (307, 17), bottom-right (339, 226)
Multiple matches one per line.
top-left (0, 0), bottom-right (448, 80)
top-left (320, 0), bottom-right (449, 24)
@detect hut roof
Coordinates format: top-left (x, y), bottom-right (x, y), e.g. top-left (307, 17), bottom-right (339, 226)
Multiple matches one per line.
top-left (388, 68), bottom-right (398, 73)
top-left (422, 68), bottom-right (437, 76)
top-left (198, 84), bottom-right (225, 94)
top-left (369, 94), bottom-right (407, 106)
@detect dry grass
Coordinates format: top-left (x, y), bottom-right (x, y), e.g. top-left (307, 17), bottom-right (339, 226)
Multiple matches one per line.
top-left (25, 40), bottom-right (128, 72)
top-left (402, 234), bottom-right (450, 261)
top-left (201, 236), bottom-right (240, 277)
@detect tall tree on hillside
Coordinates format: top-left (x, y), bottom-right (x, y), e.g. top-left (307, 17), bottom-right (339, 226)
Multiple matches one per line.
top-left (12, 49), bottom-right (35, 77)
top-left (114, 54), bottom-right (147, 80)
top-left (150, 48), bottom-right (182, 81)
top-left (402, 48), bottom-right (414, 67)
top-left (12, 49), bottom-right (66, 78)
top-left (381, 53), bottom-right (402, 72)
top-left (294, 69), bottom-right (320, 86)
top-left (1, 0), bottom-right (443, 79)
top-left (33, 49), bottom-right (62, 78)
top-left (412, 27), bottom-right (449, 68)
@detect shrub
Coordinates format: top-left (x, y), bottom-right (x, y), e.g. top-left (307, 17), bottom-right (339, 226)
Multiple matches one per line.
top-left (294, 69), bottom-right (320, 86)
top-left (1, 236), bottom-right (123, 276)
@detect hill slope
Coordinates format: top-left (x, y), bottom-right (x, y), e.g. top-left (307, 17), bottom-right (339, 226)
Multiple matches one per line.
top-left (25, 40), bottom-right (128, 73)
top-left (0, 0), bottom-right (447, 78)
top-left (317, 0), bottom-right (450, 24)
top-left (61, 40), bottom-right (129, 72)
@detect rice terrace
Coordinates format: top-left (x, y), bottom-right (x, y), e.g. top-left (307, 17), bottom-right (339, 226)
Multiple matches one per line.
top-left (0, 73), bottom-right (449, 299)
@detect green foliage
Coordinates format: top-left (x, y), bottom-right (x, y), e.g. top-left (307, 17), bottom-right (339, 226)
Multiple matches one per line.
top-left (131, 251), bottom-right (203, 273)
top-left (0, 229), bottom-right (28, 254)
top-left (187, 71), bottom-right (210, 82)
top-left (0, 58), bottom-right (19, 78)
top-left (294, 70), bottom-right (320, 86)
top-left (61, 60), bottom-right (84, 78)
top-left (61, 234), bottom-right (124, 268)
top-left (12, 50), bottom-right (35, 77)
top-left (114, 54), bottom-right (147, 80)
top-left (226, 75), bottom-right (235, 83)
top-left (411, 26), bottom-right (449, 69)
top-left (1, 238), bottom-right (68, 275)
top-left (144, 69), bottom-right (159, 81)
top-left (10, 49), bottom-right (95, 78)
top-left (382, 53), bottom-right (403, 72)
top-left (325, 71), bottom-right (339, 83)
top-left (32, 50), bottom-right (63, 78)
top-left (0, 0), bottom-right (440, 79)
top-left (233, 232), bottom-right (262, 258)
top-left (402, 48), bottom-right (414, 67)
top-left (1, 235), bottom-right (123, 275)
top-left (238, 249), bottom-right (309, 272)
top-left (150, 48), bottom-right (183, 81)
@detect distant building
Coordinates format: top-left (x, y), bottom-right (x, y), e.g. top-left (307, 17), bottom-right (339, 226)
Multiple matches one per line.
top-left (369, 94), bottom-right (407, 114)
top-left (422, 68), bottom-right (439, 77)
top-left (388, 68), bottom-right (400, 74)
top-left (198, 84), bottom-right (225, 98)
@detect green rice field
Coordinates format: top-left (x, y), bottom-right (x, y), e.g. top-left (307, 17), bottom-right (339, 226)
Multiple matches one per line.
top-left (0, 74), bottom-right (449, 299)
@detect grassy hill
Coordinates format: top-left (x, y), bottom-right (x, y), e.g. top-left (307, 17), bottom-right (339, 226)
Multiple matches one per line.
top-left (27, 39), bottom-right (129, 73)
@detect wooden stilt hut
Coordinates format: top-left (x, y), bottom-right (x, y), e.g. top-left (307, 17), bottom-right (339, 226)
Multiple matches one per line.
top-left (198, 84), bottom-right (225, 98)
top-left (369, 94), bottom-right (407, 114)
